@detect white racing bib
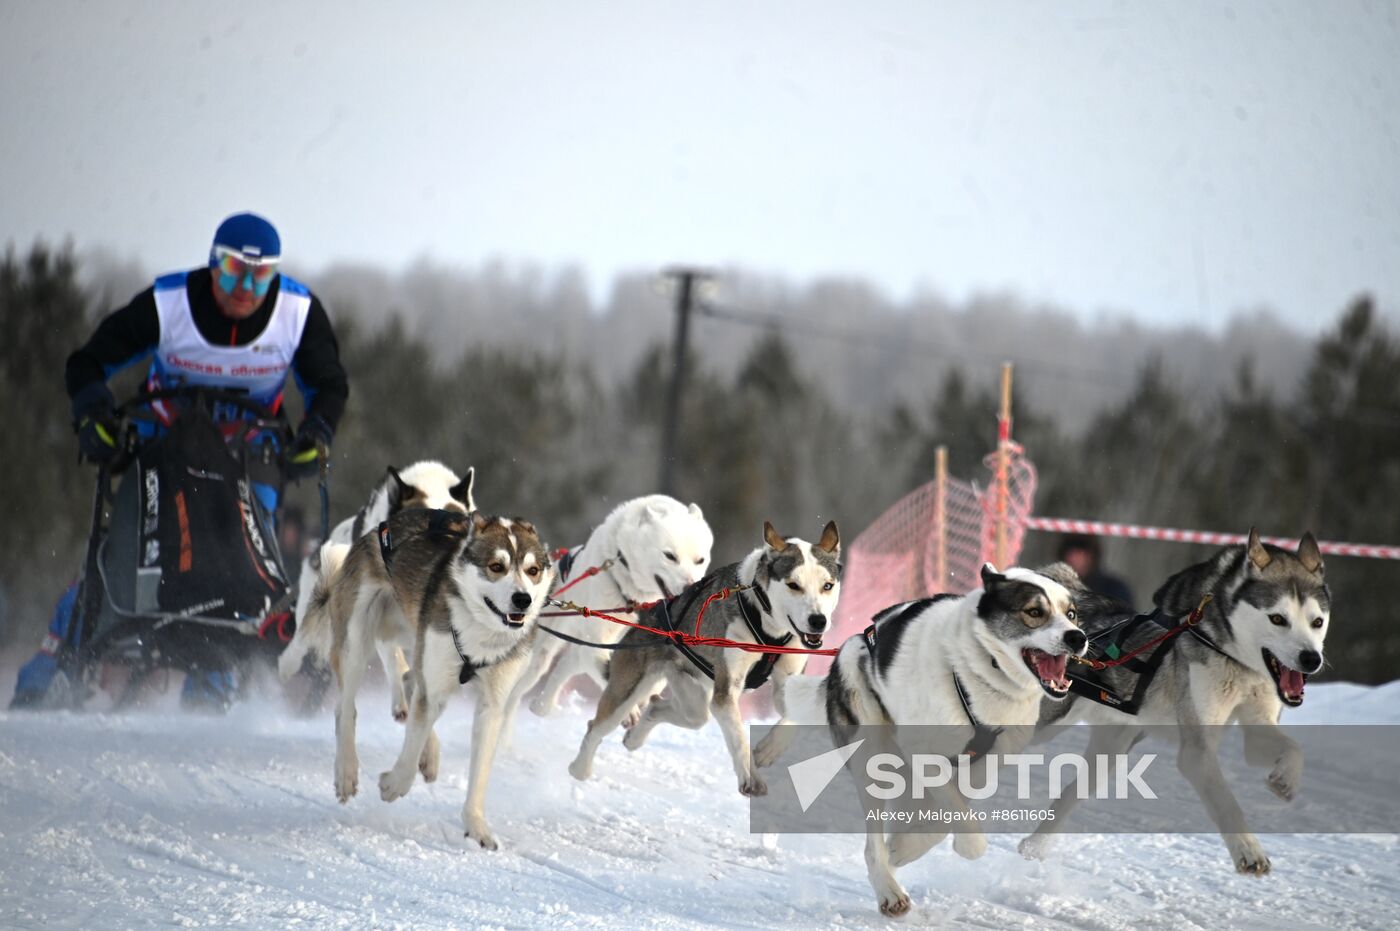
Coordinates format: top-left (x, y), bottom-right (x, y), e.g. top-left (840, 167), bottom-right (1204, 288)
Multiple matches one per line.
top-left (148, 270), bottom-right (312, 408)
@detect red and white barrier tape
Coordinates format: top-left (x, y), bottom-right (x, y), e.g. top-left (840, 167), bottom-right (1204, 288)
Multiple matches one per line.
top-left (1023, 517), bottom-right (1400, 561)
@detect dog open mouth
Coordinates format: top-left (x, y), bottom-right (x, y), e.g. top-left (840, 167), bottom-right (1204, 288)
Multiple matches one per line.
top-left (799, 631), bottom-right (824, 649)
top-left (483, 597), bottom-right (527, 628)
top-left (1262, 648), bottom-right (1307, 706)
top-left (1023, 648), bottom-right (1071, 697)
top-left (653, 575), bottom-right (675, 600)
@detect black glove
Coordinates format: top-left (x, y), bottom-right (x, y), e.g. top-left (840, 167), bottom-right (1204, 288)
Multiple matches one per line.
top-left (72, 383), bottom-right (120, 464)
top-left (285, 414), bottom-right (333, 482)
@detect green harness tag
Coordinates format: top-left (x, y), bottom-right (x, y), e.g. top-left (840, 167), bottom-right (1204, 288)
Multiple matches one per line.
top-left (1105, 643), bottom-right (1122, 660)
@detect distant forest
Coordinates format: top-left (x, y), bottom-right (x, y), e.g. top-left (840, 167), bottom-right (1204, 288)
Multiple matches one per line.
top-left (4, 243), bottom-right (1398, 682)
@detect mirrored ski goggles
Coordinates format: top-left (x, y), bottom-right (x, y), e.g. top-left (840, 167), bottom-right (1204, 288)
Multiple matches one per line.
top-left (213, 246), bottom-right (280, 296)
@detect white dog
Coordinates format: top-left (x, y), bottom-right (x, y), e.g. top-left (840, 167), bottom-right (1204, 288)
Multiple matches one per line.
top-left (501, 494), bottom-right (712, 733)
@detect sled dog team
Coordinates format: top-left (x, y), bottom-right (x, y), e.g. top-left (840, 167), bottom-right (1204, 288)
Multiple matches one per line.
top-left (282, 460), bottom-right (1332, 917)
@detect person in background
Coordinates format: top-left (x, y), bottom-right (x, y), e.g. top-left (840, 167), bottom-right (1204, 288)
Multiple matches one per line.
top-left (1057, 534), bottom-right (1135, 609)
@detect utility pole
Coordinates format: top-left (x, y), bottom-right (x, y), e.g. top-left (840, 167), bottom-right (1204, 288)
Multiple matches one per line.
top-left (658, 267), bottom-right (711, 496)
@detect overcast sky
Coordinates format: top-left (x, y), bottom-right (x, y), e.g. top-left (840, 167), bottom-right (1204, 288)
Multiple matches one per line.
top-left (2, 1), bottom-right (1396, 331)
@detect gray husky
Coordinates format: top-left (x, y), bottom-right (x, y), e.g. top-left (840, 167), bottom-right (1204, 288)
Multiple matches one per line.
top-left (1021, 529), bottom-right (1331, 876)
top-left (568, 521), bottom-right (841, 797)
top-left (300, 507), bottom-right (554, 849)
top-left (755, 563), bottom-right (1087, 917)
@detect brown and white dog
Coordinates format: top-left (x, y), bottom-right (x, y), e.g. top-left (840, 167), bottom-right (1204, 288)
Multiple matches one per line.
top-left (299, 507), bottom-right (553, 849)
top-left (281, 461), bottom-right (475, 724)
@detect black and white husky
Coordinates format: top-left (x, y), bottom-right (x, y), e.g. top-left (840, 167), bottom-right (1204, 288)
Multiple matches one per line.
top-left (280, 461), bottom-right (474, 718)
top-left (1021, 529), bottom-right (1331, 876)
top-left (298, 508), bottom-right (554, 849)
top-left (569, 521), bottom-right (841, 797)
top-left (755, 564), bottom-right (1087, 917)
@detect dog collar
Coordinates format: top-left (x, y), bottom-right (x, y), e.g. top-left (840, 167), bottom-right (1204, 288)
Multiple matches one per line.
top-left (737, 589), bottom-right (791, 649)
top-left (605, 551), bottom-right (643, 610)
top-left (862, 621), bottom-right (1000, 760)
top-left (952, 673), bottom-right (1003, 760)
top-left (554, 545), bottom-right (581, 583)
top-left (447, 623), bottom-right (487, 684)
top-left (1185, 624), bottom-right (1242, 666)
top-left (748, 583), bottom-right (774, 615)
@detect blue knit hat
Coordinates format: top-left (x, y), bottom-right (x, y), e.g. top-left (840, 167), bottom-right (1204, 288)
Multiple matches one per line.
top-left (210, 212), bottom-right (281, 264)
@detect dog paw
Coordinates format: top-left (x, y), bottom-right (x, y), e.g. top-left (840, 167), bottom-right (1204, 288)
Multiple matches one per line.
top-left (464, 818), bottom-right (499, 851)
top-left (568, 756), bottom-right (593, 782)
top-left (419, 732), bottom-right (440, 783)
top-left (528, 696), bottom-right (556, 718)
top-left (1266, 765), bottom-right (1299, 802)
top-left (952, 829), bottom-right (987, 861)
top-left (392, 705), bottom-right (407, 724)
top-left (1017, 833), bottom-right (1050, 861)
top-left (622, 725), bottom-right (649, 752)
top-left (1236, 852), bottom-right (1272, 876)
top-left (739, 775), bottom-right (768, 797)
top-left (876, 885), bottom-right (911, 918)
top-left (752, 734), bottom-right (783, 769)
top-left (1228, 834), bottom-right (1271, 876)
top-left (378, 769), bottom-right (413, 802)
top-left (334, 760), bottom-right (358, 803)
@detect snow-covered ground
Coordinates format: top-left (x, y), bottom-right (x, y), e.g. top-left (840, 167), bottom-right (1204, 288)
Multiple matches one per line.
top-left (2, 672), bottom-right (1397, 930)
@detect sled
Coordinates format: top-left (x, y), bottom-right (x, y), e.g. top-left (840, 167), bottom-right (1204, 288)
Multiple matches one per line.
top-left (60, 386), bottom-right (302, 708)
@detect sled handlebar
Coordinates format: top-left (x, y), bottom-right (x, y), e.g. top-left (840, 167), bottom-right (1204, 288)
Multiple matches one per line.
top-left (100, 387), bottom-right (289, 475)
top-left (116, 386), bottom-right (279, 420)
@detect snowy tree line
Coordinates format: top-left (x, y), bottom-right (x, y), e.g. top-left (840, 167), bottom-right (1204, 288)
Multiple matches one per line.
top-left (3, 242), bottom-right (1397, 682)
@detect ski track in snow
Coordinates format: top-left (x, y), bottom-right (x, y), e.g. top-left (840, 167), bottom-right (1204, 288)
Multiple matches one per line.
top-left (1, 676), bottom-right (1397, 930)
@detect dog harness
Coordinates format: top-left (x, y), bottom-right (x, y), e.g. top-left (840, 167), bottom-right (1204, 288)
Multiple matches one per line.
top-left (376, 509), bottom-right (470, 566)
top-left (861, 615), bottom-right (1002, 761)
top-left (376, 510), bottom-right (485, 684)
top-left (554, 545), bottom-right (581, 585)
top-left (1065, 606), bottom-right (1232, 715)
top-left (661, 580), bottom-right (793, 691)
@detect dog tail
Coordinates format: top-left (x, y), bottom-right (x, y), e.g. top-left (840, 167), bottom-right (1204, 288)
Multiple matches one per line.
top-left (778, 672), bottom-right (829, 726)
top-left (278, 541), bottom-right (351, 682)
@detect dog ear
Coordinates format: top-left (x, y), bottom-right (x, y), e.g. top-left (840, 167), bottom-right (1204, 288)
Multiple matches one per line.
top-left (1036, 561), bottom-right (1087, 592)
top-left (644, 503), bottom-right (667, 523)
top-left (514, 519), bottom-right (537, 535)
top-left (816, 520), bottom-right (840, 554)
top-left (1296, 532), bottom-right (1324, 574)
top-left (450, 467), bottom-right (476, 511)
top-left (471, 512), bottom-right (489, 533)
top-left (387, 466), bottom-right (415, 507)
top-left (763, 521), bottom-right (786, 551)
top-left (688, 502), bottom-right (704, 521)
top-left (1246, 527), bottom-right (1272, 571)
top-left (980, 562), bottom-right (1005, 588)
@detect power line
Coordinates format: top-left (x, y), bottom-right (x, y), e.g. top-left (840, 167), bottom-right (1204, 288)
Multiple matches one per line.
top-left (695, 299), bottom-right (1400, 429)
top-left (696, 300), bottom-right (1144, 391)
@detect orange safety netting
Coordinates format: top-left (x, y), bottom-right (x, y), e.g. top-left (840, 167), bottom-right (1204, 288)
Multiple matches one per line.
top-left (810, 446), bottom-right (1038, 674)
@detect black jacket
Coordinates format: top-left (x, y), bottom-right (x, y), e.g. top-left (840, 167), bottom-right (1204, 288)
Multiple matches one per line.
top-left (65, 267), bottom-right (348, 431)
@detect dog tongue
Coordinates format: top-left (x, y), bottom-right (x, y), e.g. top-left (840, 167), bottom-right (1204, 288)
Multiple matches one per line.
top-left (1035, 652), bottom-right (1067, 681)
top-left (1280, 665), bottom-right (1306, 699)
